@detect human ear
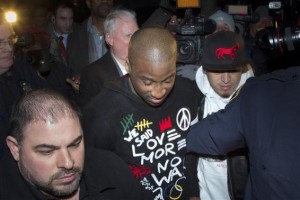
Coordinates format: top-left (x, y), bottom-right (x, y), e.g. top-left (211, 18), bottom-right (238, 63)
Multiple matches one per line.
top-left (105, 33), bottom-right (113, 46)
top-left (6, 136), bottom-right (20, 161)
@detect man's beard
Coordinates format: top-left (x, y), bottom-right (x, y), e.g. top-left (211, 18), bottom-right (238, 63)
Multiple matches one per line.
top-left (19, 161), bottom-right (82, 199)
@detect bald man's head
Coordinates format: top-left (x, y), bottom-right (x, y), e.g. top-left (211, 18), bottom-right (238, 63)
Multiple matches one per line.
top-left (126, 28), bottom-right (177, 107)
top-left (128, 28), bottom-right (177, 67)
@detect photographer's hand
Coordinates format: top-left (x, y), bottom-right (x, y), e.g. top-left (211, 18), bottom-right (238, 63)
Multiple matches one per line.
top-left (142, 0), bottom-right (176, 28)
top-left (66, 75), bottom-right (80, 93)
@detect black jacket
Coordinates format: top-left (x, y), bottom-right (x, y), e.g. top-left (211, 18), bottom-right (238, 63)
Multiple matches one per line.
top-left (78, 51), bottom-right (121, 108)
top-left (0, 61), bottom-right (45, 157)
top-left (187, 67), bottom-right (300, 199)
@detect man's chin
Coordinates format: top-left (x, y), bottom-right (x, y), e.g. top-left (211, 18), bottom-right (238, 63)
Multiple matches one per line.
top-left (146, 98), bottom-right (166, 107)
top-left (41, 179), bottom-right (80, 199)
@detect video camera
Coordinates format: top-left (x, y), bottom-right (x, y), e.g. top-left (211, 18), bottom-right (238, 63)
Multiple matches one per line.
top-left (173, 0), bottom-right (216, 64)
top-left (255, 0), bottom-right (300, 55)
top-left (14, 32), bottom-right (54, 76)
top-left (226, 5), bottom-right (260, 37)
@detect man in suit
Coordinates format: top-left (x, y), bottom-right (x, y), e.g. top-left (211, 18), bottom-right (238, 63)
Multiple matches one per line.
top-left (49, 0), bottom-right (77, 66)
top-left (78, 8), bottom-right (139, 108)
top-left (67, 0), bottom-right (115, 75)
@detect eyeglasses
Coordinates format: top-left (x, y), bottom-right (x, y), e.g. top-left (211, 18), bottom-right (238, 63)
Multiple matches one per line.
top-left (0, 36), bottom-right (17, 49)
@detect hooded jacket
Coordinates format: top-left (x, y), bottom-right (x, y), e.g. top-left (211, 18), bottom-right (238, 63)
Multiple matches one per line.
top-left (195, 66), bottom-right (253, 200)
top-left (83, 75), bottom-right (201, 200)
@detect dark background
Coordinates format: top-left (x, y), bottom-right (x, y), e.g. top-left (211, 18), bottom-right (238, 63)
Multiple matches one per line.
top-left (0, 0), bottom-right (298, 70)
top-left (1, 0), bottom-right (270, 9)
top-left (0, 0), bottom-right (271, 24)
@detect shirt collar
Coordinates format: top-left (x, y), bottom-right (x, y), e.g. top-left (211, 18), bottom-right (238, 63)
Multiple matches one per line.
top-left (87, 17), bottom-right (101, 35)
top-left (111, 52), bottom-right (128, 76)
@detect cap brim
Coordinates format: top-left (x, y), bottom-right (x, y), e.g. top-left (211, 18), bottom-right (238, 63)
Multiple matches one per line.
top-left (202, 58), bottom-right (248, 71)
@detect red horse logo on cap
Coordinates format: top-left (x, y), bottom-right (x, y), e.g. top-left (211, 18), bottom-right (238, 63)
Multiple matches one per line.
top-left (215, 44), bottom-right (240, 60)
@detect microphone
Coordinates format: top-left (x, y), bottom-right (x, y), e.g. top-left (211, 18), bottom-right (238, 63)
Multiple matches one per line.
top-left (232, 13), bottom-right (260, 23)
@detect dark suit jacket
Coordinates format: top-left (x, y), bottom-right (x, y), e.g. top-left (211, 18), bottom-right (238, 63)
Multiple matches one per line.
top-left (67, 20), bottom-right (89, 75)
top-left (78, 51), bottom-right (121, 108)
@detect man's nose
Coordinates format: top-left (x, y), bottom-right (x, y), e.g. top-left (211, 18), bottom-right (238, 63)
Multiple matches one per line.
top-left (221, 72), bottom-right (231, 83)
top-left (57, 150), bottom-right (74, 170)
top-left (151, 84), bottom-right (166, 99)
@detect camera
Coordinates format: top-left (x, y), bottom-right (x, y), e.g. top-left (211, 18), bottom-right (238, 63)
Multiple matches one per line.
top-left (226, 5), bottom-right (260, 37)
top-left (175, 8), bottom-right (216, 64)
top-left (255, 0), bottom-right (300, 55)
top-left (14, 32), bottom-right (54, 76)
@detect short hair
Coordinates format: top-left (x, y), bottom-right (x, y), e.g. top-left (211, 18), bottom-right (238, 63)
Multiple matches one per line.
top-left (128, 27), bottom-right (177, 66)
top-left (104, 8), bottom-right (136, 35)
top-left (9, 89), bottom-right (81, 143)
top-left (51, 0), bottom-right (74, 16)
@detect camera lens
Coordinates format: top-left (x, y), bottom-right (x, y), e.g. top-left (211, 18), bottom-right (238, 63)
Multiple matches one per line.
top-left (176, 35), bottom-right (202, 64)
top-left (256, 26), bottom-right (300, 54)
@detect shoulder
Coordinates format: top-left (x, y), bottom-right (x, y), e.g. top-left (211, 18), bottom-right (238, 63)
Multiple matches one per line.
top-left (175, 75), bottom-right (197, 88)
top-left (11, 60), bottom-right (41, 84)
top-left (12, 60), bottom-right (35, 74)
top-left (81, 53), bottom-right (114, 75)
top-left (0, 152), bottom-right (32, 199)
top-left (174, 75), bottom-right (202, 98)
top-left (243, 67), bottom-right (300, 94)
top-left (85, 149), bottom-right (129, 171)
top-left (83, 80), bottom-right (123, 112)
top-left (231, 67), bottom-right (300, 108)
top-left (68, 22), bottom-right (86, 39)
top-left (71, 22), bottom-right (84, 32)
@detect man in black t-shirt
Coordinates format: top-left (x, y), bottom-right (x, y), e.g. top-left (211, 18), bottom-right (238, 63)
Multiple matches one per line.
top-left (83, 27), bottom-right (202, 200)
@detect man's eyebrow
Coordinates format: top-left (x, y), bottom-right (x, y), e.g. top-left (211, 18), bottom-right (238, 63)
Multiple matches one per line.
top-left (34, 144), bottom-right (59, 150)
top-left (141, 73), bottom-right (175, 82)
top-left (67, 135), bottom-right (83, 147)
top-left (34, 135), bottom-right (83, 150)
top-left (163, 73), bottom-right (176, 81)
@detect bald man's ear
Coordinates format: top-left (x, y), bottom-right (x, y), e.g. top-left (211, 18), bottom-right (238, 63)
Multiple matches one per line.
top-left (6, 136), bottom-right (20, 161)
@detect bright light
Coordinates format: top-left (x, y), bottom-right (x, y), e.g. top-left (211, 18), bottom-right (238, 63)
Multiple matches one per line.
top-left (5, 11), bottom-right (17, 23)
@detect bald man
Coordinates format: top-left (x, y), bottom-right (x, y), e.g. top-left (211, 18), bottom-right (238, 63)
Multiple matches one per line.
top-left (1, 89), bottom-right (148, 199)
top-left (83, 28), bottom-right (202, 200)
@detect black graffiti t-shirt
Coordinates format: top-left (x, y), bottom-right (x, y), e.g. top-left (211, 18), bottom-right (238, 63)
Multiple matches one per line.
top-left (83, 76), bottom-right (200, 200)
